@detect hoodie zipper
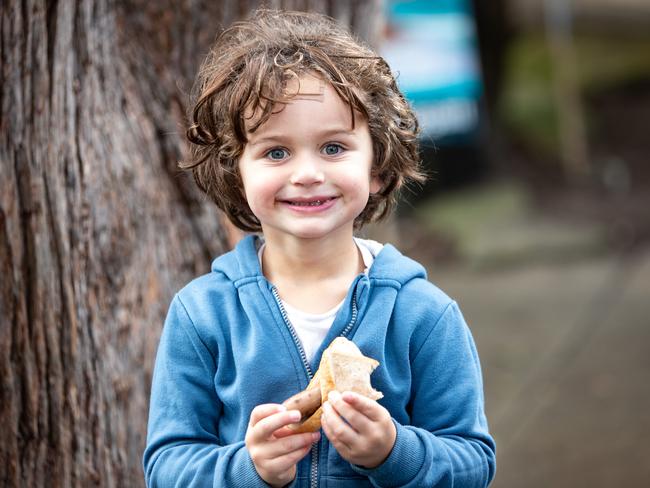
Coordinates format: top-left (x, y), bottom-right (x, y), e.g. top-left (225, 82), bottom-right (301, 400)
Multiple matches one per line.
top-left (270, 285), bottom-right (359, 488)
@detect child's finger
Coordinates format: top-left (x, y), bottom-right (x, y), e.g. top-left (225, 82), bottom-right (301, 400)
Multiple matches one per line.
top-left (249, 403), bottom-right (286, 427)
top-left (326, 391), bottom-right (370, 433)
top-left (271, 431), bottom-right (320, 457)
top-left (263, 442), bottom-right (313, 473)
top-left (339, 391), bottom-right (386, 422)
top-left (321, 399), bottom-right (358, 449)
top-left (247, 432), bottom-right (317, 483)
top-left (249, 408), bottom-right (302, 441)
top-left (272, 424), bottom-right (310, 439)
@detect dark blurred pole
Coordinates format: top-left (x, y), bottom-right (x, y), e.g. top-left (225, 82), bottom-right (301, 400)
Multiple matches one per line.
top-left (470, 0), bottom-right (512, 182)
top-left (471, 0), bottom-right (511, 117)
top-left (544, 0), bottom-right (591, 181)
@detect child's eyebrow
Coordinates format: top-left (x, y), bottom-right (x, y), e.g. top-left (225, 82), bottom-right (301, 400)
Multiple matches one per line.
top-left (247, 128), bottom-right (356, 147)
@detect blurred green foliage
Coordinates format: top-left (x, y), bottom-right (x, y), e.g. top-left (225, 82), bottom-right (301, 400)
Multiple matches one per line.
top-left (499, 34), bottom-right (650, 156)
top-left (415, 182), bottom-right (606, 269)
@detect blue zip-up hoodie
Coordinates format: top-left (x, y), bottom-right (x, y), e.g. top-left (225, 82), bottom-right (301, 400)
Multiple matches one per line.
top-left (143, 235), bottom-right (496, 487)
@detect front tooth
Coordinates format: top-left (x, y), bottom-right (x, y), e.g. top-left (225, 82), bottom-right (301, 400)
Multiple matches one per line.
top-left (291, 200), bottom-right (325, 206)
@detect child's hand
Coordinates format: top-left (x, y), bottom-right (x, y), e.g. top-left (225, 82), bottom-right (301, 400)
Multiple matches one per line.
top-left (245, 404), bottom-right (320, 487)
top-left (321, 390), bottom-right (396, 468)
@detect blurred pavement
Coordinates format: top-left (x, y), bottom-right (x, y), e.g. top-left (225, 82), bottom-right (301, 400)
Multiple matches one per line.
top-left (434, 247), bottom-right (650, 487)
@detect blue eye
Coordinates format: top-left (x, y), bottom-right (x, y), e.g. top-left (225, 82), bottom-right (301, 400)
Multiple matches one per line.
top-left (323, 143), bottom-right (343, 156)
top-left (266, 148), bottom-right (287, 160)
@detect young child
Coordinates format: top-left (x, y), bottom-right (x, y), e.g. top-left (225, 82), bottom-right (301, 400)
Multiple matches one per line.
top-left (143, 9), bottom-right (496, 488)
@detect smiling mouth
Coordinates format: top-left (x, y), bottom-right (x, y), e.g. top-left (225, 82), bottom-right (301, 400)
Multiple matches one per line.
top-left (283, 197), bottom-right (337, 207)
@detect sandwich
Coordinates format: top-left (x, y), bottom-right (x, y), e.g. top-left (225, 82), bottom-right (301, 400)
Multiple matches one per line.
top-left (282, 337), bottom-right (383, 433)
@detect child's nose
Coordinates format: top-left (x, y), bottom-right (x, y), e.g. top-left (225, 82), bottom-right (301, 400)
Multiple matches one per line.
top-left (289, 158), bottom-right (325, 186)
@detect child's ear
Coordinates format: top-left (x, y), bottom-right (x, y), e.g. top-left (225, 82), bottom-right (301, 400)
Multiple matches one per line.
top-left (370, 175), bottom-right (382, 194)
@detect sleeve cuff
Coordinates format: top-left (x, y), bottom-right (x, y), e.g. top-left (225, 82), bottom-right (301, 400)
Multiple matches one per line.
top-left (350, 420), bottom-right (426, 486)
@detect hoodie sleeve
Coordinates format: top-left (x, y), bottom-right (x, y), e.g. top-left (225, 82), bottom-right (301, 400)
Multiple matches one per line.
top-left (143, 295), bottom-right (271, 487)
top-left (352, 301), bottom-right (496, 487)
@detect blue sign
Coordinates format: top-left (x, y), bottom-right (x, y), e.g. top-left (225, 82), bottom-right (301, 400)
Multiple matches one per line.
top-left (381, 0), bottom-right (483, 139)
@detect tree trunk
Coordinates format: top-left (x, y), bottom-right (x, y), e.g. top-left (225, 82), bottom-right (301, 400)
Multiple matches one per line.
top-left (0, 1), bottom-right (381, 486)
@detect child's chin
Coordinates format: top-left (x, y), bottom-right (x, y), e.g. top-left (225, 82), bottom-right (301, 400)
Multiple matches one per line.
top-left (287, 225), bottom-right (338, 240)
top-left (292, 230), bottom-right (331, 240)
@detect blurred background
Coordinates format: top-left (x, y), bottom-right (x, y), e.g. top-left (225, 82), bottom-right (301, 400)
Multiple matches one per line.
top-left (373, 0), bottom-right (650, 486)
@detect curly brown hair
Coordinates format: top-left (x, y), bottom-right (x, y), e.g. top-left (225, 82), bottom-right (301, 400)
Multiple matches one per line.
top-left (182, 9), bottom-right (425, 232)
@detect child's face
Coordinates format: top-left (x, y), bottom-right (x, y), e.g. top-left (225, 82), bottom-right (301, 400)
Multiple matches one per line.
top-left (239, 74), bottom-right (380, 243)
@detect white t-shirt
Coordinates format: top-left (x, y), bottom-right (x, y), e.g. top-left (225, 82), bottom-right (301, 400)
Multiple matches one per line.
top-left (258, 238), bottom-right (383, 362)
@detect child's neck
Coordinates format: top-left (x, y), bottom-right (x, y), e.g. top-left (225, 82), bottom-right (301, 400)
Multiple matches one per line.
top-left (261, 233), bottom-right (364, 313)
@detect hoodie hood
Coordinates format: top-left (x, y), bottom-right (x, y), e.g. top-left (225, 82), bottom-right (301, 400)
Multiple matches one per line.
top-left (211, 234), bottom-right (427, 288)
top-left (210, 234), bottom-right (264, 283)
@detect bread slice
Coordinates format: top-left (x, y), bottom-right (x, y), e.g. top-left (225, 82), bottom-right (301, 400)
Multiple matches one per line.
top-left (285, 337), bottom-right (382, 433)
top-left (318, 338), bottom-right (383, 402)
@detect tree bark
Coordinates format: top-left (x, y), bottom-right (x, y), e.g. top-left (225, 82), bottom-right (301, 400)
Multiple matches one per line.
top-left (0, 1), bottom-right (381, 486)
